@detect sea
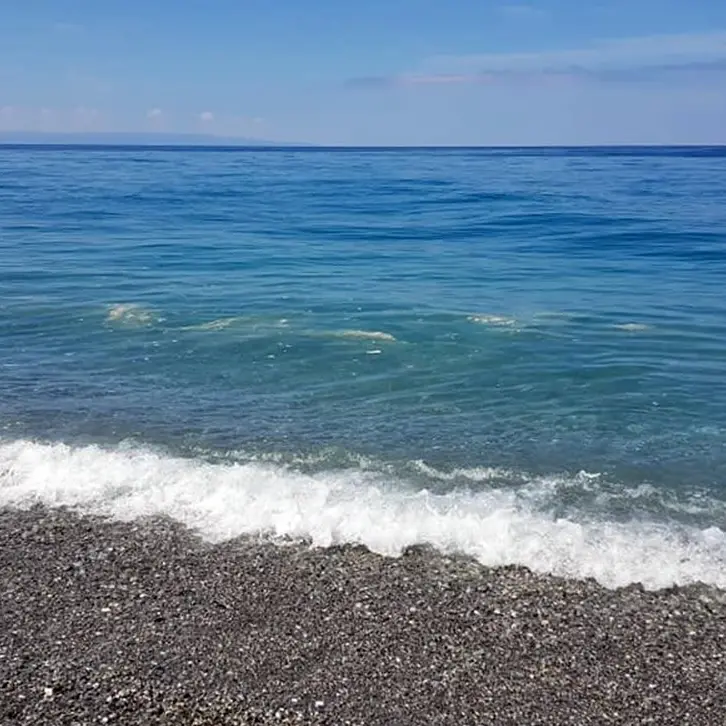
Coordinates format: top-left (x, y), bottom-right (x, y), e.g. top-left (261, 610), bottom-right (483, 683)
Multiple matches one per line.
top-left (1, 144), bottom-right (725, 590)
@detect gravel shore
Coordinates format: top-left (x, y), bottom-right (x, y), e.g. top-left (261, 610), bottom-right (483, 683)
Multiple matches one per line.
top-left (2, 506), bottom-right (725, 725)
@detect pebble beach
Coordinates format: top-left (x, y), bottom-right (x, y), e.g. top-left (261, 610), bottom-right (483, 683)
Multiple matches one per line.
top-left (2, 506), bottom-right (725, 726)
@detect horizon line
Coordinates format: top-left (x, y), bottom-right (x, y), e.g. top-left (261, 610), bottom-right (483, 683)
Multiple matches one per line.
top-left (1, 142), bottom-right (725, 150)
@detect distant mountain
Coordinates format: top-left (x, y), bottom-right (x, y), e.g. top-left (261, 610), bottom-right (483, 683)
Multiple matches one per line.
top-left (0, 131), bottom-right (306, 147)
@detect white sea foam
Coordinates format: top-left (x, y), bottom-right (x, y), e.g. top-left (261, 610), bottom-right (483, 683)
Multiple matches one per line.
top-left (181, 316), bottom-right (291, 332)
top-left (181, 317), bottom-right (243, 332)
top-left (411, 460), bottom-right (516, 483)
top-left (334, 330), bottom-right (397, 342)
top-left (1, 439), bottom-right (724, 590)
top-left (106, 303), bottom-right (158, 326)
top-left (467, 315), bottom-right (517, 327)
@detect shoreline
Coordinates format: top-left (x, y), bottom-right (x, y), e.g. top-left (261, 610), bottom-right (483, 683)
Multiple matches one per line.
top-left (2, 506), bottom-right (725, 725)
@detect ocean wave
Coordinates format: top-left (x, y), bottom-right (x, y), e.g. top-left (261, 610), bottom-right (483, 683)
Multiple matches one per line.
top-left (1, 439), bottom-right (724, 590)
top-left (410, 460), bottom-right (516, 483)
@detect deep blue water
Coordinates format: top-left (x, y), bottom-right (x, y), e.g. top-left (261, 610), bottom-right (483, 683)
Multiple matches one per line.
top-left (1, 145), bottom-right (725, 588)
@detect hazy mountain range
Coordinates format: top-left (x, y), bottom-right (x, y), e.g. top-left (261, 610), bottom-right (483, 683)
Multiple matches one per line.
top-left (0, 131), bottom-right (305, 147)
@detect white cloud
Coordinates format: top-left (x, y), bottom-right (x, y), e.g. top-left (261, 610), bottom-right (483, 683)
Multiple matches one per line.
top-left (199, 111), bottom-right (214, 122)
top-left (349, 31), bottom-right (726, 91)
top-left (147, 108), bottom-right (163, 119)
top-left (425, 31), bottom-right (726, 75)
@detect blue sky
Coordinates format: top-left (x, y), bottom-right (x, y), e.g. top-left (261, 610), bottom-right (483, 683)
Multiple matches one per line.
top-left (1, 0), bottom-right (726, 145)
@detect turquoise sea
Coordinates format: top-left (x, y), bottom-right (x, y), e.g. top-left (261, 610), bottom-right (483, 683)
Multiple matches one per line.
top-left (1, 145), bottom-right (725, 588)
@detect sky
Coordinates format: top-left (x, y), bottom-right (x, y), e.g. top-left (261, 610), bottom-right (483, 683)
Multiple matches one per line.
top-left (1, 0), bottom-right (726, 145)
